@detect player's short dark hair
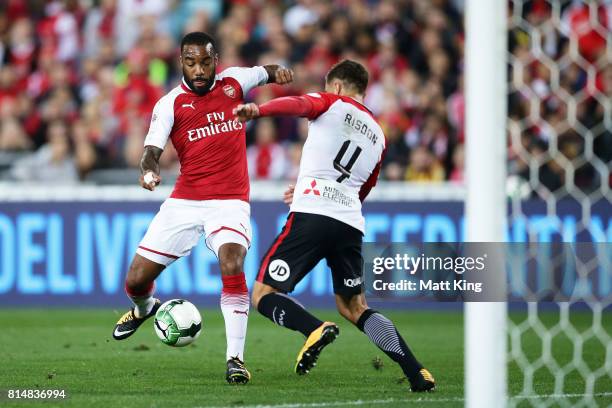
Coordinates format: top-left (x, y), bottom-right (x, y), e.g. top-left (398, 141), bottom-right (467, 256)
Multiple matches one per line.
top-left (181, 32), bottom-right (217, 53)
top-left (325, 60), bottom-right (369, 94)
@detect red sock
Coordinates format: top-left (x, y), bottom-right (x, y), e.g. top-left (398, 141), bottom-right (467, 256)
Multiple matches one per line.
top-left (125, 281), bottom-right (155, 298)
top-left (221, 273), bottom-right (248, 295)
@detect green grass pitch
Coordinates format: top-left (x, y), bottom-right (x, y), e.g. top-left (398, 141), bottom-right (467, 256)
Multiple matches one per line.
top-left (1, 308), bottom-right (610, 407)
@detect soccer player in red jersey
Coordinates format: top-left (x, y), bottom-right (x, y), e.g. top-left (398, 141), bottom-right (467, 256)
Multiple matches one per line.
top-left (112, 32), bottom-right (294, 384)
top-left (233, 60), bottom-right (435, 392)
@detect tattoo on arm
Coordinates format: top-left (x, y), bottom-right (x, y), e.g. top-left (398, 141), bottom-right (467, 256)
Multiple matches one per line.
top-left (140, 146), bottom-right (163, 175)
top-left (263, 65), bottom-right (281, 83)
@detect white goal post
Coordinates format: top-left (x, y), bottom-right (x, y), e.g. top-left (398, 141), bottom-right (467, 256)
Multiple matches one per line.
top-left (465, 0), bottom-right (508, 407)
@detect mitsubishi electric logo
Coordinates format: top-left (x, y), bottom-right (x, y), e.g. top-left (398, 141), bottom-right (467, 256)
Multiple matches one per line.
top-left (303, 180), bottom-right (321, 196)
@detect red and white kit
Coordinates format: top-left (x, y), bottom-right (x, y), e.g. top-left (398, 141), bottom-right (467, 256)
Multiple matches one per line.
top-left (259, 92), bottom-right (386, 232)
top-left (137, 66), bottom-right (268, 265)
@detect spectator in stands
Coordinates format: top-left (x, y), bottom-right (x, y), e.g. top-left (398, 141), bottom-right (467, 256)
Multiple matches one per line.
top-left (449, 143), bottom-right (464, 184)
top-left (4, 18), bottom-right (36, 85)
top-left (10, 120), bottom-right (79, 183)
top-left (286, 142), bottom-right (303, 181)
top-left (0, 117), bottom-right (31, 151)
top-left (71, 119), bottom-right (97, 178)
top-left (0, 0), bottom-right (606, 191)
top-left (380, 115), bottom-right (410, 178)
top-left (528, 139), bottom-right (563, 197)
top-left (247, 118), bottom-right (288, 180)
top-left (405, 146), bottom-right (445, 183)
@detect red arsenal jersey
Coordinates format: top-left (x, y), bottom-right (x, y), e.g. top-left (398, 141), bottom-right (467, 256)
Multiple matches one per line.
top-left (144, 67), bottom-right (269, 201)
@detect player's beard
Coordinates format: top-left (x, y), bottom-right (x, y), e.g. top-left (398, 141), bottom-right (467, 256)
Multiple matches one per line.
top-left (184, 72), bottom-right (215, 96)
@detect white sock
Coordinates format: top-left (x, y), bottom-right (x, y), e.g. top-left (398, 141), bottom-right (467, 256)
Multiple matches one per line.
top-left (132, 296), bottom-right (156, 319)
top-left (220, 293), bottom-right (250, 361)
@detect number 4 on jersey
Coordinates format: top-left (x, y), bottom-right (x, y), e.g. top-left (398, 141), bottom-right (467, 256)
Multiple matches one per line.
top-left (333, 140), bottom-right (362, 183)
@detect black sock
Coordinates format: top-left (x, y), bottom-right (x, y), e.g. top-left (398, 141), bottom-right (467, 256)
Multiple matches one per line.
top-left (257, 293), bottom-right (323, 337)
top-left (356, 309), bottom-right (423, 380)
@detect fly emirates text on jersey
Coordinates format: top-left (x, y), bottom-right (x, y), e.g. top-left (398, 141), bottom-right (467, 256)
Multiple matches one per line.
top-left (187, 112), bottom-right (244, 142)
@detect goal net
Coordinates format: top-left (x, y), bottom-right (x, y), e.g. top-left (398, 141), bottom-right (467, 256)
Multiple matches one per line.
top-left (505, 1), bottom-right (611, 406)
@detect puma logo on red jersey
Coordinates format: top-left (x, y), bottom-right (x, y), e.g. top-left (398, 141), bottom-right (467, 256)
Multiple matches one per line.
top-left (182, 101), bottom-right (195, 110)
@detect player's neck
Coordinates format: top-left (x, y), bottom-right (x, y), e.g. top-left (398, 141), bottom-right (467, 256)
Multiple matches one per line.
top-left (341, 92), bottom-right (364, 104)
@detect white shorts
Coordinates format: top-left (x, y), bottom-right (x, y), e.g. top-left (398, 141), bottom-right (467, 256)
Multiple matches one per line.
top-left (136, 198), bottom-right (252, 266)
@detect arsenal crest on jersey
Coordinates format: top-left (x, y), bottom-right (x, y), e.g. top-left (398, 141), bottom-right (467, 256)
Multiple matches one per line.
top-left (223, 84), bottom-right (236, 98)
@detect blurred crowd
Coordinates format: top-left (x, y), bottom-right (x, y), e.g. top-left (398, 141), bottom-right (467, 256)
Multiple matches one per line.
top-left (0, 0), bottom-right (609, 192)
top-left (508, 0), bottom-right (612, 197)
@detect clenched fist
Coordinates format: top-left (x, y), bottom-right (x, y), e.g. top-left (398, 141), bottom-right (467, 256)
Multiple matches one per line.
top-left (140, 171), bottom-right (161, 191)
top-left (274, 67), bottom-right (294, 85)
top-left (233, 103), bottom-right (260, 122)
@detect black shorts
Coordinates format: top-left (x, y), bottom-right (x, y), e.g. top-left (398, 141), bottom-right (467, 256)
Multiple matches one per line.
top-left (256, 212), bottom-right (364, 297)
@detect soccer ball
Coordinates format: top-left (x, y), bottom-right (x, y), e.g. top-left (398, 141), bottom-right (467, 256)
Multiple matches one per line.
top-left (154, 299), bottom-right (202, 347)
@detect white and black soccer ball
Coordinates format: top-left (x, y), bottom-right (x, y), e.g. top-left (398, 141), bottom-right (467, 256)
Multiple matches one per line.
top-left (153, 299), bottom-right (202, 347)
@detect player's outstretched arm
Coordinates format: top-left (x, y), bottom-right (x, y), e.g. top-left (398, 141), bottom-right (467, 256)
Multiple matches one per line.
top-left (139, 145), bottom-right (162, 191)
top-left (263, 65), bottom-right (294, 85)
top-left (234, 95), bottom-right (325, 122)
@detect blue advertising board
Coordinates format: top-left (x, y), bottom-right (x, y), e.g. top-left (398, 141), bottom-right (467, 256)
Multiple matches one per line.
top-left (0, 199), bottom-right (610, 306)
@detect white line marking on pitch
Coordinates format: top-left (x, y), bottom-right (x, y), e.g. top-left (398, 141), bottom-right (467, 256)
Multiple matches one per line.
top-left (196, 392), bottom-right (612, 408)
top-left (511, 392), bottom-right (612, 400)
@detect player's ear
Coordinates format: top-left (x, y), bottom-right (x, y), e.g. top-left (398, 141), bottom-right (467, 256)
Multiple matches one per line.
top-left (214, 53), bottom-right (219, 66)
top-left (334, 81), bottom-right (342, 96)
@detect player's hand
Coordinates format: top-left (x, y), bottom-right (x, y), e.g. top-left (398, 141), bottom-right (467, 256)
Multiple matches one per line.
top-left (283, 184), bottom-right (295, 205)
top-left (233, 103), bottom-right (260, 122)
top-left (140, 171), bottom-right (161, 191)
top-left (274, 67), bottom-right (294, 85)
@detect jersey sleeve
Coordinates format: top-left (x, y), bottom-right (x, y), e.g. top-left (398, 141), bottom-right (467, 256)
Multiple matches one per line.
top-left (143, 94), bottom-right (175, 150)
top-left (258, 93), bottom-right (334, 120)
top-left (219, 66), bottom-right (268, 95)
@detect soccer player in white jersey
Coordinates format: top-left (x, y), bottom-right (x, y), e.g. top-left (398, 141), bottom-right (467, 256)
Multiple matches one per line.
top-left (233, 60), bottom-right (435, 392)
top-left (111, 32), bottom-right (293, 384)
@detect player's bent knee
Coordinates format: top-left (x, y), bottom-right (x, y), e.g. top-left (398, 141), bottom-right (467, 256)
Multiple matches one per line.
top-left (219, 258), bottom-right (243, 275)
top-left (218, 247), bottom-right (244, 275)
top-left (218, 245), bottom-right (246, 276)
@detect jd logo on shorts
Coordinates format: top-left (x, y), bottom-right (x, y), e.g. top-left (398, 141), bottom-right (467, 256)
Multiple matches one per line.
top-left (269, 259), bottom-right (290, 282)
